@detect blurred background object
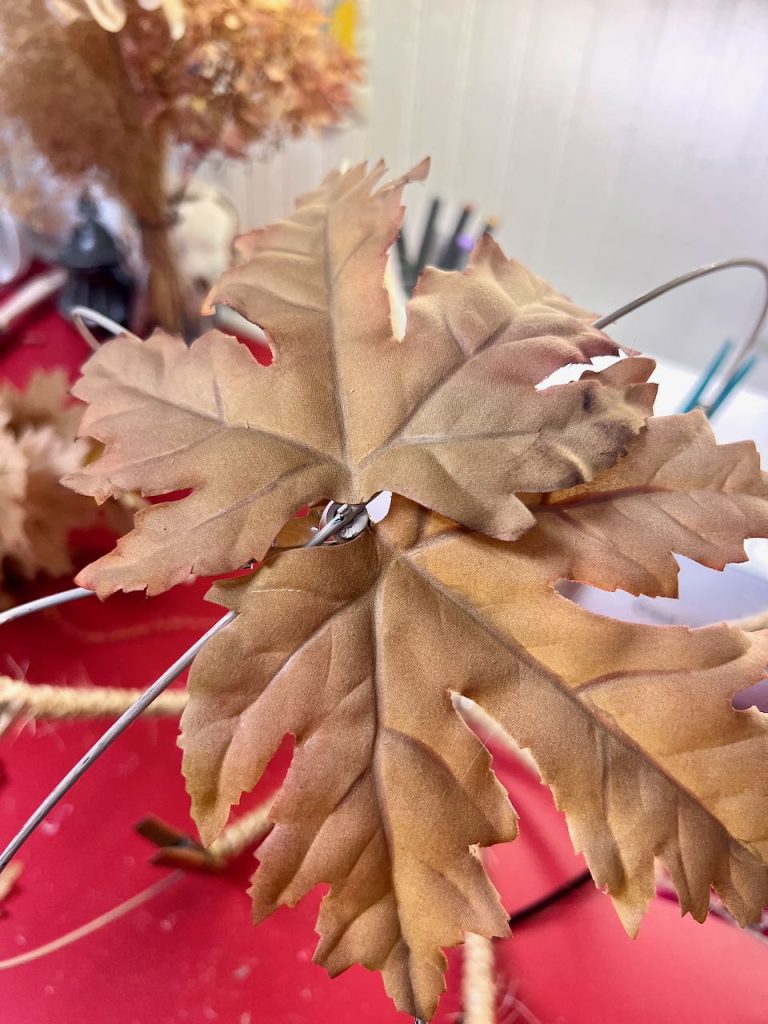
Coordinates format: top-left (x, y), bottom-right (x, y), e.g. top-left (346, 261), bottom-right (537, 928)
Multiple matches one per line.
top-left (56, 195), bottom-right (136, 329)
top-left (4, 0), bottom-right (767, 382)
top-left (0, 0), bottom-right (361, 333)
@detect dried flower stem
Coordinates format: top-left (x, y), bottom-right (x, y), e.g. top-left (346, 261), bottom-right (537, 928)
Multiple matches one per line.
top-left (0, 860), bottom-right (22, 905)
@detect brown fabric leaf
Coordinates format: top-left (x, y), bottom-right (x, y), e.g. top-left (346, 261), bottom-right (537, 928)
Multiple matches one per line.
top-left (181, 419), bottom-right (768, 1018)
top-left (524, 410), bottom-right (768, 597)
top-left (66, 162), bottom-right (656, 598)
top-left (181, 511), bottom-right (518, 1020)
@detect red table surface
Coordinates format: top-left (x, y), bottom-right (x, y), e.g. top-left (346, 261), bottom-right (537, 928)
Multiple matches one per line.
top-left (1, 288), bottom-right (767, 1024)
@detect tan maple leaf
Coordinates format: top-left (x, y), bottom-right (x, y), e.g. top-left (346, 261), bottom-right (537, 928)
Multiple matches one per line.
top-left (180, 412), bottom-right (768, 1020)
top-left (65, 161), bottom-right (656, 598)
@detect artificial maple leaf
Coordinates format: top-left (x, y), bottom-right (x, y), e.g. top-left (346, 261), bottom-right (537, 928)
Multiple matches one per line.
top-left (180, 411), bottom-right (768, 1020)
top-left (65, 161), bottom-right (656, 598)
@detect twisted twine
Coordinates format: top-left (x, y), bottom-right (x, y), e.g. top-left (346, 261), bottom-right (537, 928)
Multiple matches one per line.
top-left (0, 676), bottom-right (189, 734)
top-left (462, 932), bottom-right (496, 1024)
top-left (208, 799), bottom-right (274, 863)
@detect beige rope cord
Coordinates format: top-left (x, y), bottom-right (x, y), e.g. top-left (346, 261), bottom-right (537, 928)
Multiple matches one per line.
top-left (462, 932), bottom-right (496, 1024)
top-left (0, 676), bottom-right (189, 735)
top-left (209, 799), bottom-right (275, 862)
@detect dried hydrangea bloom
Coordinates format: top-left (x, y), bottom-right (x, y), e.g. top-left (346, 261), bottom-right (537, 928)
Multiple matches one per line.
top-left (116, 0), bottom-right (361, 155)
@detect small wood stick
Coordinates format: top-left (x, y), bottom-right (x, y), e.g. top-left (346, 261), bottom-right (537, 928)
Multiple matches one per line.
top-left (210, 800), bottom-right (274, 862)
top-left (0, 677), bottom-right (189, 736)
top-left (462, 932), bottom-right (496, 1024)
top-left (137, 797), bottom-right (274, 870)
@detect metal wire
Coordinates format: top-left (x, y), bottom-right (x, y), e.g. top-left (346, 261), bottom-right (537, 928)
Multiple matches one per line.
top-left (70, 304), bottom-right (139, 352)
top-left (0, 586), bottom-right (93, 627)
top-left (593, 257), bottom-right (768, 411)
top-left (0, 502), bottom-right (366, 872)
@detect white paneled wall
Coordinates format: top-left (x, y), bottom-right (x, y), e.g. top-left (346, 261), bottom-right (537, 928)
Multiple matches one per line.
top-left (207, 0), bottom-right (768, 374)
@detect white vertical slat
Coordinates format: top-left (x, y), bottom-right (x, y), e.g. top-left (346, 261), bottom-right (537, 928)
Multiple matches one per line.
top-left (205, 0), bottom-right (768, 375)
top-left (365, 0), bottom-right (422, 167)
top-left (451, 0), bottom-right (536, 214)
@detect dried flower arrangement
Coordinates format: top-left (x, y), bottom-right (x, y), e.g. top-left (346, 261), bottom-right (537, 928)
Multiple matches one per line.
top-left (0, 0), bottom-right (360, 330)
top-left (42, 161), bottom-right (768, 1020)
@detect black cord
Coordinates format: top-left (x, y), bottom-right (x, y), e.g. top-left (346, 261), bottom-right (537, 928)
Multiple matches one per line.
top-left (507, 868), bottom-right (593, 928)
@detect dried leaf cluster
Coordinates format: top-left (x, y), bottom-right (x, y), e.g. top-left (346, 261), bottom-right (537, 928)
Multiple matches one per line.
top-left (67, 163), bottom-right (768, 1020)
top-left (48, 0), bottom-right (360, 156)
top-left (0, 371), bottom-right (129, 607)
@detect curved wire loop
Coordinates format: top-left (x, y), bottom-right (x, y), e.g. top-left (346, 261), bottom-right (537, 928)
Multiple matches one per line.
top-left (70, 304), bottom-right (140, 352)
top-left (593, 257), bottom-right (768, 411)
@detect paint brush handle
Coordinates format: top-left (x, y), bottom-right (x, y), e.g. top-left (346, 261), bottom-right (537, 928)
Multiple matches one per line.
top-left (439, 205), bottom-right (472, 270)
top-left (679, 338), bottom-right (733, 413)
top-left (416, 197), bottom-right (441, 276)
top-left (706, 353), bottom-right (759, 417)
